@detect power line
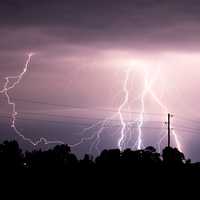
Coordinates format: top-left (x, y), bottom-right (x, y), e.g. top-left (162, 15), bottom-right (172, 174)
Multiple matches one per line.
top-left (0, 114), bottom-right (164, 127)
top-left (11, 98), bottom-right (167, 116)
top-left (10, 98), bottom-right (200, 125)
top-left (173, 128), bottom-right (200, 136)
top-left (2, 98), bottom-right (200, 136)
top-left (0, 111), bottom-right (165, 123)
top-left (175, 114), bottom-right (200, 124)
top-left (173, 125), bottom-right (200, 133)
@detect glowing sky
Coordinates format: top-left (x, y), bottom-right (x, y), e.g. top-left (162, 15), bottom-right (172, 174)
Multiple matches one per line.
top-left (1, 0), bottom-right (200, 160)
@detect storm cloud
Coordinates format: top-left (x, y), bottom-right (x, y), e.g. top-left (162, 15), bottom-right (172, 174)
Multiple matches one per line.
top-left (1, 0), bottom-right (200, 160)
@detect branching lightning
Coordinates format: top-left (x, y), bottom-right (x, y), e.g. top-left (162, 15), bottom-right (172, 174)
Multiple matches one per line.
top-left (68, 61), bottom-right (183, 154)
top-left (0, 53), bottom-right (182, 153)
top-left (0, 53), bottom-right (64, 146)
top-left (116, 63), bottom-right (182, 152)
top-left (117, 68), bottom-right (131, 150)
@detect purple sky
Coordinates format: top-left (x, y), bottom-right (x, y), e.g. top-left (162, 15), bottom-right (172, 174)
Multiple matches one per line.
top-left (1, 0), bottom-right (200, 160)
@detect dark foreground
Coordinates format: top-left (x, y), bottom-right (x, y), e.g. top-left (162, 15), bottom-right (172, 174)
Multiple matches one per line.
top-left (0, 140), bottom-right (199, 194)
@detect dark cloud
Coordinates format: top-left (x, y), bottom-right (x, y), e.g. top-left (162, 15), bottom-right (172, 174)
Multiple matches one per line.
top-left (0, 0), bottom-right (200, 51)
top-left (1, 0), bottom-right (200, 27)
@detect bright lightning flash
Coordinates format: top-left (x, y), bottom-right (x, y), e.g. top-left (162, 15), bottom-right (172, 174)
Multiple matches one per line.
top-left (0, 53), bottom-right (182, 154)
top-left (115, 59), bottom-right (182, 152)
top-left (117, 68), bottom-right (131, 150)
top-left (71, 59), bottom-right (182, 154)
top-left (0, 53), bottom-right (64, 146)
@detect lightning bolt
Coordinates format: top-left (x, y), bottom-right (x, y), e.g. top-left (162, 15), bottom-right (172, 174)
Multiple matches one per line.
top-left (136, 69), bottom-right (148, 150)
top-left (69, 114), bottom-right (118, 154)
top-left (0, 53), bottom-right (182, 153)
top-left (116, 63), bottom-right (182, 152)
top-left (117, 68), bottom-right (131, 150)
top-left (172, 129), bottom-right (182, 152)
top-left (142, 67), bottom-right (182, 152)
top-left (0, 53), bottom-right (64, 146)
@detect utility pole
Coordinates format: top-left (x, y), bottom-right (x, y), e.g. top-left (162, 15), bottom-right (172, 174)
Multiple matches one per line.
top-left (168, 113), bottom-right (171, 147)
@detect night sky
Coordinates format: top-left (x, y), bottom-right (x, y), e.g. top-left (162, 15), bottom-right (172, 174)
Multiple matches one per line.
top-left (1, 0), bottom-right (200, 160)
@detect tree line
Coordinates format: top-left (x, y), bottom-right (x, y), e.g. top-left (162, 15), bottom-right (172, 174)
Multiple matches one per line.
top-left (1, 140), bottom-right (200, 181)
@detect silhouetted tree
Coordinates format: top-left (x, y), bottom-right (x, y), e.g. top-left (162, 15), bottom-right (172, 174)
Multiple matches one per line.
top-left (1, 139), bottom-right (200, 183)
top-left (0, 140), bottom-right (24, 169)
top-left (80, 154), bottom-right (93, 167)
top-left (95, 149), bottom-right (121, 167)
top-left (162, 147), bottom-right (185, 166)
